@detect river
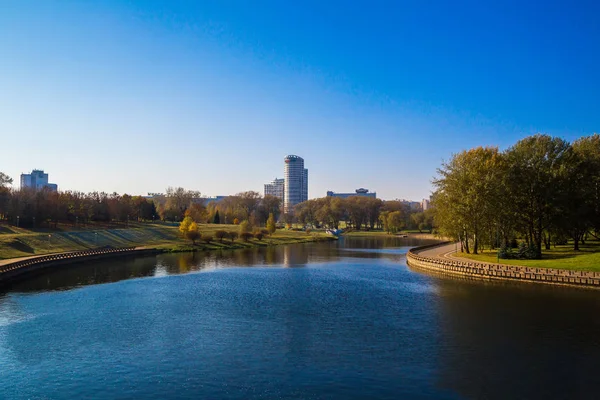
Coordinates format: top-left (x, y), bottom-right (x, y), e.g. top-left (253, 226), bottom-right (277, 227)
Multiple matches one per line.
top-left (1, 237), bottom-right (600, 399)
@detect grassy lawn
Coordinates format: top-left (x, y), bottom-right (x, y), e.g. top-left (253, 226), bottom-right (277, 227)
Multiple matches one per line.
top-left (0, 223), bottom-right (333, 260)
top-left (457, 240), bottom-right (600, 271)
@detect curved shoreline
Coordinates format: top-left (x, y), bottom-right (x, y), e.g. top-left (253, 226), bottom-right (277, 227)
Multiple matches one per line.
top-left (0, 247), bottom-right (162, 287)
top-left (0, 236), bottom-right (337, 287)
top-left (407, 242), bottom-right (600, 288)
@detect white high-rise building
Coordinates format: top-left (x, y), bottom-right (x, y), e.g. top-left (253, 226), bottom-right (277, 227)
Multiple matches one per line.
top-left (284, 155), bottom-right (308, 213)
top-left (264, 178), bottom-right (285, 202)
top-left (20, 169), bottom-right (58, 191)
top-left (422, 198), bottom-right (431, 211)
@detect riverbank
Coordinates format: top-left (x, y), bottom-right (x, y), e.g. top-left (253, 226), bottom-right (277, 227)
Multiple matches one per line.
top-left (455, 240), bottom-right (600, 272)
top-left (407, 242), bottom-right (600, 288)
top-left (0, 223), bottom-right (335, 260)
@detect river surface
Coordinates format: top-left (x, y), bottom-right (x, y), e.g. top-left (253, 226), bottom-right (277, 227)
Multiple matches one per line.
top-left (1, 237), bottom-right (600, 399)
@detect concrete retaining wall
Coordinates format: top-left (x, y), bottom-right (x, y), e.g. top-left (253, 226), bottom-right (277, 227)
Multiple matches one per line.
top-left (0, 248), bottom-right (161, 286)
top-left (406, 243), bottom-right (600, 288)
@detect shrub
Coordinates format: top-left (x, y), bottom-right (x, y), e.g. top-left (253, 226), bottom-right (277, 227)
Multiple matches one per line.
top-left (498, 244), bottom-right (513, 259)
top-left (254, 232), bottom-right (264, 241)
top-left (517, 242), bottom-right (537, 259)
top-left (240, 232), bottom-right (253, 242)
top-left (266, 213), bottom-right (276, 235)
top-left (186, 229), bottom-right (201, 245)
top-left (233, 218), bottom-right (239, 225)
top-left (305, 228), bottom-right (312, 235)
top-left (203, 234), bottom-right (213, 244)
top-left (260, 228), bottom-right (269, 236)
top-left (215, 230), bottom-right (227, 242)
top-left (228, 231), bottom-right (238, 242)
top-left (239, 220), bottom-right (251, 234)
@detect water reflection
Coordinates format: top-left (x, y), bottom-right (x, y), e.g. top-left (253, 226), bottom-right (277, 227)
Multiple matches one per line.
top-left (434, 280), bottom-right (600, 399)
top-left (2, 236), bottom-right (600, 399)
top-left (3, 237), bottom-right (435, 294)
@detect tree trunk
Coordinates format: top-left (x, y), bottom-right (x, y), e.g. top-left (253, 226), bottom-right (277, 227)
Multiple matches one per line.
top-left (574, 236), bottom-right (580, 251)
top-left (473, 233), bottom-right (478, 254)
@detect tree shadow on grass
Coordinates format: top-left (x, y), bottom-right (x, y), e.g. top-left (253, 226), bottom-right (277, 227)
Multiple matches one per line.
top-left (0, 226), bottom-right (17, 234)
top-left (7, 239), bottom-right (34, 254)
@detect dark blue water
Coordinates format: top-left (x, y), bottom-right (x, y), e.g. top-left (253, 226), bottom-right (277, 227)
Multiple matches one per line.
top-left (1, 237), bottom-right (600, 399)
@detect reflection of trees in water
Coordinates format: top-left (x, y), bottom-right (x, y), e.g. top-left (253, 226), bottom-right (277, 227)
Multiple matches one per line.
top-left (5, 238), bottom-right (438, 294)
top-left (434, 281), bottom-right (600, 399)
top-left (283, 244), bottom-right (309, 267)
top-left (343, 237), bottom-right (439, 249)
top-left (264, 246), bottom-right (277, 265)
top-left (5, 256), bottom-right (159, 293)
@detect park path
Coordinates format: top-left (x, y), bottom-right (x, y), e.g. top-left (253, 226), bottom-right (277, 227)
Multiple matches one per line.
top-left (416, 242), bottom-right (460, 260)
top-left (0, 246), bottom-right (151, 267)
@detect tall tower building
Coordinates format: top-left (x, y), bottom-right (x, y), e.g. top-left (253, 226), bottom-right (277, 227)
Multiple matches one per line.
top-left (302, 168), bottom-right (308, 203)
top-left (284, 155), bottom-right (308, 213)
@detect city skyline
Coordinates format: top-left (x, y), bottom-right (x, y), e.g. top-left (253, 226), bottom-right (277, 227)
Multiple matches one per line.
top-left (1, 2), bottom-right (598, 200)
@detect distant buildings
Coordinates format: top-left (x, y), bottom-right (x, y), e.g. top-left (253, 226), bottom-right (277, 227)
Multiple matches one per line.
top-left (395, 199), bottom-right (422, 211)
top-left (283, 155), bottom-right (308, 213)
top-left (326, 188), bottom-right (377, 199)
top-left (264, 178), bottom-right (285, 202)
top-left (421, 198), bottom-right (431, 211)
top-left (20, 169), bottom-right (58, 191)
top-left (200, 196), bottom-right (228, 205)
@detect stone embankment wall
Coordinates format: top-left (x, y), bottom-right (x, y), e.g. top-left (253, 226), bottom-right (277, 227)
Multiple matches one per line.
top-left (0, 247), bottom-right (161, 286)
top-left (407, 242), bottom-right (600, 288)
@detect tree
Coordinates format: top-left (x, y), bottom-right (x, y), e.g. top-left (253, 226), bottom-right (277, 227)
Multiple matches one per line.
top-left (411, 212), bottom-right (425, 232)
top-left (504, 135), bottom-right (572, 258)
top-left (0, 172), bottom-right (13, 220)
top-left (228, 231), bottom-right (238, 243)
top-left (213, 210), bottom-right (221, 224)
top-left (260, 195), bottom-right (282, 223)
top-left (0, 172), bottom-right (12, 188)
top-left (254, 232), bottom-right (264, 241)
top-left (572, 134), bottom-right (600, 241)
top-left (165, 187), bottom-right (201, 221)
top-left (186, 222), bottom-right (201, 245)
top-left (185, 203), bottom-right (207, 223)
top-left (215, 230), bottom-right (227, 242)
top-left (239, 220), bottom-right (251, 234)
top-left (433, 146), bottom-right (505, 254)
top-left (266, 213), bottom-right (276, 235)
top-left (179, 216), bottom-right (194, 236)
top-left (240, 232), bottom-right (253, 242)
top-left (387, 211), bottom-right (405, 233)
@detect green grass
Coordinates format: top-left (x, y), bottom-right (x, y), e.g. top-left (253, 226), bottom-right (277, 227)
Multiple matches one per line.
top-left (457, 240), bottom-right (600, 271)
top-left (0, 223), bottom-right (334, 261)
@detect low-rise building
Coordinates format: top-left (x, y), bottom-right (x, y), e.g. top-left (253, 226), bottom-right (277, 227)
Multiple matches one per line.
top-left (326, 188), bottom-right (377, 199)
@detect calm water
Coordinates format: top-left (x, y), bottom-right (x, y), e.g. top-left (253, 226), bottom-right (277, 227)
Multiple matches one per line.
top-left (1, 237), bottom-right (600, 399)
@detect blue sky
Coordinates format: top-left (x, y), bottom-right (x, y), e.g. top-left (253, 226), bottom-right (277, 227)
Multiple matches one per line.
top-left (1, 1), bottom-right (598, 200)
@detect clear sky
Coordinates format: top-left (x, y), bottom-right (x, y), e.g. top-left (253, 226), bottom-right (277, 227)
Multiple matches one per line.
top-left (1, 1), bottom-right (598, 200)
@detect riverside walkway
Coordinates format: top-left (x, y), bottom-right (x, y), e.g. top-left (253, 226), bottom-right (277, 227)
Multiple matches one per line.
top-left (416, 242), bottom-right (459, 260)
top-left (407, 242), bottom-right (600, 288)
top-left (0, 247), bottom-right (160, 285)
